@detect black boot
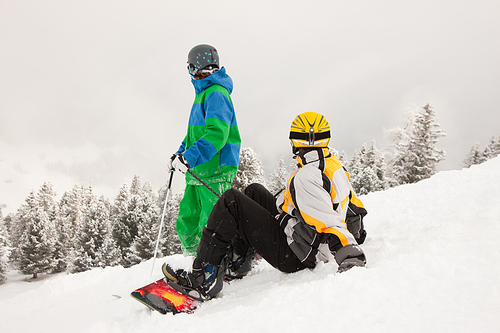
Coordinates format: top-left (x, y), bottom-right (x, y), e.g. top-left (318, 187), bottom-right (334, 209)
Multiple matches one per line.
top-left (225, 247), bottom-right (256, 280)
top-left (162, 258), bottom-right (226, 301)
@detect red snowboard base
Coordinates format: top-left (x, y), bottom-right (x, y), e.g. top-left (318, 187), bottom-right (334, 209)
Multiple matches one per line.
top-left (131, 278), bottom-right (198, 314)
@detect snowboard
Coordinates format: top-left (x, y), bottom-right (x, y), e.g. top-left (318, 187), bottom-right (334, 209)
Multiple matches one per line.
top-left (131, 278), bottom-right (198, 314)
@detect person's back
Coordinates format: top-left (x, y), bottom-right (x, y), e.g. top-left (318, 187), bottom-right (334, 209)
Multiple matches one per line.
top-left (170, 44), bottom-right (241, 256)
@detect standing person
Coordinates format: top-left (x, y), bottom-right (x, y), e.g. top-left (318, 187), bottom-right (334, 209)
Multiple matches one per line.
top-left (170, 44), bottom-right (241, 256)
top-left (163, 112), bottom-right (368, 302)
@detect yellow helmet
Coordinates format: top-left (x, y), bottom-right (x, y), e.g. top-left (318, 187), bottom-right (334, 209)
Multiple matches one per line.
top-left (289, 112), bottom-right (330, 152)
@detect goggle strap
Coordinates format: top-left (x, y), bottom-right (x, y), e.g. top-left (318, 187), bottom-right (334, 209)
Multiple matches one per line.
top-left (289, 131), bottom-right (330, 141)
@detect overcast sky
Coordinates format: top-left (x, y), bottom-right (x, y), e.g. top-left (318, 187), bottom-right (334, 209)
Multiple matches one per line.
top-left (1, 0), bottom-right (500, 201)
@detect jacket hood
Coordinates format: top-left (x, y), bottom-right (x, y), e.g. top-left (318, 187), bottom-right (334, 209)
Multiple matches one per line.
top-left (192, 67), bottom-right (233, 95)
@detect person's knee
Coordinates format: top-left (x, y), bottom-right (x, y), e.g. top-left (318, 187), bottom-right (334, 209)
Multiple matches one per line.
top-left (221, 188), bottom-right (239, 201)
top-left (244, 183), bottom-right (266, 197)
top-left (217, 188), bottom-right (246, 211)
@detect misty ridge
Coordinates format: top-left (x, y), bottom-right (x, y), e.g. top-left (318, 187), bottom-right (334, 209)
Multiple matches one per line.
top-left (1, 102), bottom-right (500, 283)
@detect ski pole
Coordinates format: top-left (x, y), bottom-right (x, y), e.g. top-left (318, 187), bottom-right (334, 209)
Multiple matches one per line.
top-left (150, 168), bottom-right (175, 278)
top-left (187, 169), bottom-right (221, 198)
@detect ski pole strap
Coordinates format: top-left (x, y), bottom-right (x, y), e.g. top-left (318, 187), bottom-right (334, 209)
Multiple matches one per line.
top-left (187, 169), bottom-right (221, 199)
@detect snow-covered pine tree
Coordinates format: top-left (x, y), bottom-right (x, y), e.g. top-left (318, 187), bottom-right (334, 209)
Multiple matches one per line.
top-left (36, 182), bottom-right (58, 222)
top-left (18, 184), bottom-right (58, 278)
top-left (346, 146), bottom-right (364, 193)
top-left (70, 190), bottom-right (117, 273)
top-left (390, 103), bottom-right (446, 185)
top-left (157, 186), bottom-right (182, 256)
top-left (350, 166), bottom-right (380, 195)
top-left (111, 183), bottom-right (133, 265)
top-left (58, 184), bottom-right (86, 240)
top-left (111, 176), bottom-right (160, 267)
top-left (53, 184), bottom-right (87, 273)
top-left (231, 147), bottom-right (266, 192)
top-left (2, 213), bottom-right (13, 239)
top-left (347, 148), bottom-right (362, 180)
top-left (8, 191), bottom-right (37, 267)
top-left (130, 175), bottom-right (142, 196)
top-left (52, 218), bottom-right (71, 273)
top-left (384, 113), bottom-right (411, 187)
top-left (0, 208), bottom-right (8, 284)
top-left (493, 135), bottom-right (500, 158)
top-left (462, 143), bottom-right (487, 168)
top-left (483, 141), bottom-right (494, 161)
top-left (364, 141), bottom-right (377, 168)
top-left (127, 181), bottom-right (160, 265)
top-left (349, 145), bottom-right (370, 194)
top-left (267, 157), bottom-right (288, 196)
top-left (93, 195), bottom-right (120, 268)
top-left (96, 233), bottom-right (121, 268)
top-left (485, 135), bottom-right (500, 160)
top-left (37, 183), bottom-right (62, 273)
top-left (462, 135), bottom-right (500, 168)
top-left (367, 140), bottom-right (387, 192)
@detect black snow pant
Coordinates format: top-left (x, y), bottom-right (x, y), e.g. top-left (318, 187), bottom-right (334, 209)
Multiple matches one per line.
top-left (196, 183), bottom-right (309, 273)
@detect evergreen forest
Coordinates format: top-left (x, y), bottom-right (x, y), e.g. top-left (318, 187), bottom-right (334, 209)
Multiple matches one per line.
top-left (1, 103), bottom-right (499, 283)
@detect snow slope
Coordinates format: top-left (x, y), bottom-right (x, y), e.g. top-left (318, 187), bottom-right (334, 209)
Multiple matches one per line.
top-left (1, 157), bottom-right (499, 333)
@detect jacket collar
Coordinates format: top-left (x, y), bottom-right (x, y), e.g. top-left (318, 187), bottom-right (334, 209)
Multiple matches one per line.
top-left (192, 67), bottom-right (233, 95)
top-left (296, 148), bottom-right (331, 168)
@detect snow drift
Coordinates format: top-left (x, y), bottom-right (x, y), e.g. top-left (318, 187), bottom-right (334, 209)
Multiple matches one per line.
top-left (1, 157), bottom-right (499, 333)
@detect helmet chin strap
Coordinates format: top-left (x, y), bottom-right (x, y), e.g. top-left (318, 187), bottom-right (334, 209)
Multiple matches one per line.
top-left (291, 141), bottom-right (323, 157)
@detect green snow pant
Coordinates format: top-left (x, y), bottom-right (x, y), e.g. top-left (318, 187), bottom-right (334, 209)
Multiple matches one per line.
top-left (176, 182), bottom-right (231, 255)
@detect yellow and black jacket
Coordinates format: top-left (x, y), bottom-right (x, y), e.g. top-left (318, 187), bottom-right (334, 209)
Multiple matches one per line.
top-left (276, 148), bottom-right (367, 267)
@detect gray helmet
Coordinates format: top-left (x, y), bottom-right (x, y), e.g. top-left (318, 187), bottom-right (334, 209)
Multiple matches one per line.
top-left (187, 44), bottom-right (219, 76)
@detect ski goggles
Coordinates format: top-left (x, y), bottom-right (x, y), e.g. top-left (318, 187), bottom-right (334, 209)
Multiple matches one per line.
top-left (187, 64), bottom-right (219, 78)
top-left (187, 63), bottom-right (199, 77)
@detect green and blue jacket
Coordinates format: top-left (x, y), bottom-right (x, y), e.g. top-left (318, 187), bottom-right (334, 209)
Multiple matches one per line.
top-left (176, 67), bottom-right (241, 185)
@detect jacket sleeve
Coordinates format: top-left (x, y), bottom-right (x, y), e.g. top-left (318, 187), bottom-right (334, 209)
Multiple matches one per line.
top-left (345, 191), bottom-right (368, 244)
top-left (175, 138), bottom-right (187, 155)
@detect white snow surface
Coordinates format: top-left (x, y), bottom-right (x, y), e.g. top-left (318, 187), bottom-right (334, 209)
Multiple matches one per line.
top-left (1, 157), bottom-right (500, 333)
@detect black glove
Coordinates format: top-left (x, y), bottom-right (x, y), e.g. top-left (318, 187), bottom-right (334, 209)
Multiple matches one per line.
top-left (346, 214), bottom-right (368, 244)
top-left (356, 229), bottom-right (367, 245)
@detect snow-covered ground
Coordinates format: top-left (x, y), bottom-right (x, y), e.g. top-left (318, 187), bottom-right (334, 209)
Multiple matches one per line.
top-left (1, 157), bottom-right (499, 333)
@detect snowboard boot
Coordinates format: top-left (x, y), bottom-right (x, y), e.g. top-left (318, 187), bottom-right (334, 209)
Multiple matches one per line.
top-left (162, 262), bottom-right (184, 283)
top-left (162, 257), bottom-right (226, 302)
top-left (224, 247), bottom-right (256, 281)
